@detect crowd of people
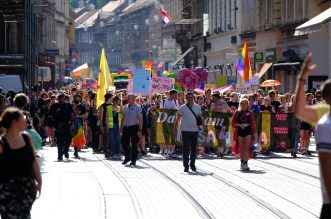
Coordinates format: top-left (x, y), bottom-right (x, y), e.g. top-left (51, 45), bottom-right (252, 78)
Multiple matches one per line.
top-left (0, 53), bottom-right (331, 218)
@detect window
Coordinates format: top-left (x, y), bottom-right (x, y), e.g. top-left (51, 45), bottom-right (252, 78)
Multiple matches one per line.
top-left (259, 0), bottom-right (272, 28)
top-left (284, 0), bottom-right (295, 23)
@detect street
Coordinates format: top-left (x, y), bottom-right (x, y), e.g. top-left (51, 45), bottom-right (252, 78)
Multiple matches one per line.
top-left (31, 141), bottom-right (321, 219)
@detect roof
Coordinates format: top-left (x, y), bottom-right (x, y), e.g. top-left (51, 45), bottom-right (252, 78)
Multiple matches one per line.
top-left (73, 7), bottom-right (85, 14)
top-left (75, 10), bottom-right (100, 29)
top-left (122, 0), bottom-right (154, 14)
top-left (99, 0), bottom-right (126, 19)
top-left (74, 0), bottom-right (126, 29)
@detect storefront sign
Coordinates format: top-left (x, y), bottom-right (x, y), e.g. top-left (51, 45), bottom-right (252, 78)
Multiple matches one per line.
top-left (265, 48), bottom-right (276, 63)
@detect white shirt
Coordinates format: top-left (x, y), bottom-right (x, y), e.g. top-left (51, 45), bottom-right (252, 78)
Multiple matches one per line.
top-left (315, 114), bottom-right (331, 204)
top-left (160, 99), bottom-right (179, 110)
top-left (178, 103), bottom-right (202, 132)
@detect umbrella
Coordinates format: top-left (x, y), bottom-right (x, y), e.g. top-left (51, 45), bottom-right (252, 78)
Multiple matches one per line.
top-left (260, 79), bottom-right (281, 87)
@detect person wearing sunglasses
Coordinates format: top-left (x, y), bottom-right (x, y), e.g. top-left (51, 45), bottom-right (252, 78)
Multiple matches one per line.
top-left (173, 92), bottom-right (205, 172)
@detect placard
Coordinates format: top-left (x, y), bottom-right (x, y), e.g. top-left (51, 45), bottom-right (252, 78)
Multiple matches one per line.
top-left (132, 69), bottom-right (151, 94)
top-left (151, 77), bottom-right (175, 93)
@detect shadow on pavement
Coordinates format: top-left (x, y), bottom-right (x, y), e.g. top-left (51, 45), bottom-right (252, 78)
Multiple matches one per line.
top-left (237, 170), bottom-right (267, 174)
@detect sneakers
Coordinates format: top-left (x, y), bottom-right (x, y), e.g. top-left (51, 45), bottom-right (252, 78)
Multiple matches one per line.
top-left (122, 159), bottom-right (130, 165)
top-left (64, 153), bottom-right (69, 159)
top-left (73, 151), bottom-right (79, 158)
top-left (291, 151), bottom-right (297, 158)
top-left (190, 165), bottom-right (197, 172)
top-left (241, 163), bottom-right (250, 171)
top-left (184, 167), bottom-right (189, 172)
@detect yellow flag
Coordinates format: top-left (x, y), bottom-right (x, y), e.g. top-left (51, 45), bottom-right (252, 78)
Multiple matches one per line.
top-left (97, 48), bottom-right (113, 108)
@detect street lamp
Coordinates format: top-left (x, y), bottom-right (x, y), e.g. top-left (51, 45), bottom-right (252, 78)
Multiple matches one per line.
top-left (99, 21), bottom-right (105, 28)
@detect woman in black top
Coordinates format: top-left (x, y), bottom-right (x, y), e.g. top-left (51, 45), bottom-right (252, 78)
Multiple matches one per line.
top-left (0, 107), bottom-right (42, 218)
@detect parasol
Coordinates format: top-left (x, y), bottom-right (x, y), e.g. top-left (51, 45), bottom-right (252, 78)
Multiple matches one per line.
top-left (260, 79), bottom-right (281, 87)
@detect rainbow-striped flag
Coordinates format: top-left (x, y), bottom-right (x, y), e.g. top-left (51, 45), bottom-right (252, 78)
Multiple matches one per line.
top-left (71, 118), bottom-right (86, 149)
top-left (236, 40), bottom-right (252, 83)
top-left (144, 60), bottom-right (157, 78)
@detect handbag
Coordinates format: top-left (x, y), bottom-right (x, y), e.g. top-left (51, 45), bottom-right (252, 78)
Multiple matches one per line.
top-left (186, 104), bottom-right (202, 126)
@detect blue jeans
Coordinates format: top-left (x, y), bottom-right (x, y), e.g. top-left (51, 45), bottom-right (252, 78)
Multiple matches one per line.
top-left (109, 123), bottom-right (121, 156)
top-left (293, 128), bottom-right (300, 152)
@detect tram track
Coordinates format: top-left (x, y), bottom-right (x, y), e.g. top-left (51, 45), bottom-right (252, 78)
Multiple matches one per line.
top-left (198, 159), bottom-right (319, 218)
top-left (93, 154), bottom-right (144, 219)
top-left (138, 159), bottom-right (215, 219)
top-left (254, 158), bottom-right (319, 180)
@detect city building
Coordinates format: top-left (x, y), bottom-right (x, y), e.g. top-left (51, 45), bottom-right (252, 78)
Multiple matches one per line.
top-left (204, 0), bottom-right (240, 86)
top-left (0, 0), bottom-right (38, 92)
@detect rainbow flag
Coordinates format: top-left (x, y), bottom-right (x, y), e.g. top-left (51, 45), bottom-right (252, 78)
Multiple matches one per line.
top-left (71, 118), bottom-right (86, 149)
top-left (236, 40), bottom-right (252, 83)
top-left (144, 60), bottom-right (157, 77)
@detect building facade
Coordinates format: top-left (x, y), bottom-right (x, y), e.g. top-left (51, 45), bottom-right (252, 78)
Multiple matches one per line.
top-left (0, 0), bottom-right (38, 92)
top-left (204, 0), bottom-right (240, 85)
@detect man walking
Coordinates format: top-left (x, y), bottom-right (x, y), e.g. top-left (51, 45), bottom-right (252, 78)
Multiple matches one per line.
top-left (121, 94), bottom-right (143, 166)
top-left (160, 89), bottom-right (179, 158)
top-left (173, 92), bottom-right (205, 172)
top-left (49, 94), bottom-right (73, 160)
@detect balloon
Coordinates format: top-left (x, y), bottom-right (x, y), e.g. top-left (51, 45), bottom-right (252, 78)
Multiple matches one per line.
top-left (251, 143), bottom-right (262, 153)
top-left (193, 67), bottom-right (208, 83)
top-left (167, 73), bottom-right (177, 78)
top-left (177, 68), bottom-right (197, 90)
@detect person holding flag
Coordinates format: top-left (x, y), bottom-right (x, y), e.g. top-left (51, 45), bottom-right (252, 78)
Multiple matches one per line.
top-left (71, 94), bottom-right (88, 158)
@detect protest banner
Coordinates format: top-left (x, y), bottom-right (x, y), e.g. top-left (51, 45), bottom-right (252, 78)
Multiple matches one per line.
top-left (132, 69), bottom-right (151, 95)
top-left (151, 77), bottom-right (175, 93)
top-left (151, 109), bottom-right (232, 147)
top-left (151, 109), bottom-right (297, 151)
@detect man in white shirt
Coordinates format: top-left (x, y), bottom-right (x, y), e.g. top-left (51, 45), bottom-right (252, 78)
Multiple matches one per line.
top-left (173, 92), bottom-right (205, 172)
top-left (160, 89), bottom-right (179, 158)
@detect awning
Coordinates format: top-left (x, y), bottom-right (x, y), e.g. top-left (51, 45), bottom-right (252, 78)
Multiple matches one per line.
top-left (170, 47), bottom-right (194, 66)
top-left (256, 63), bottom-right (272, 78)
top-left (272, 62), bottom-right (301, 72)
top-left (294, 7), bottom-right (331, 36)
